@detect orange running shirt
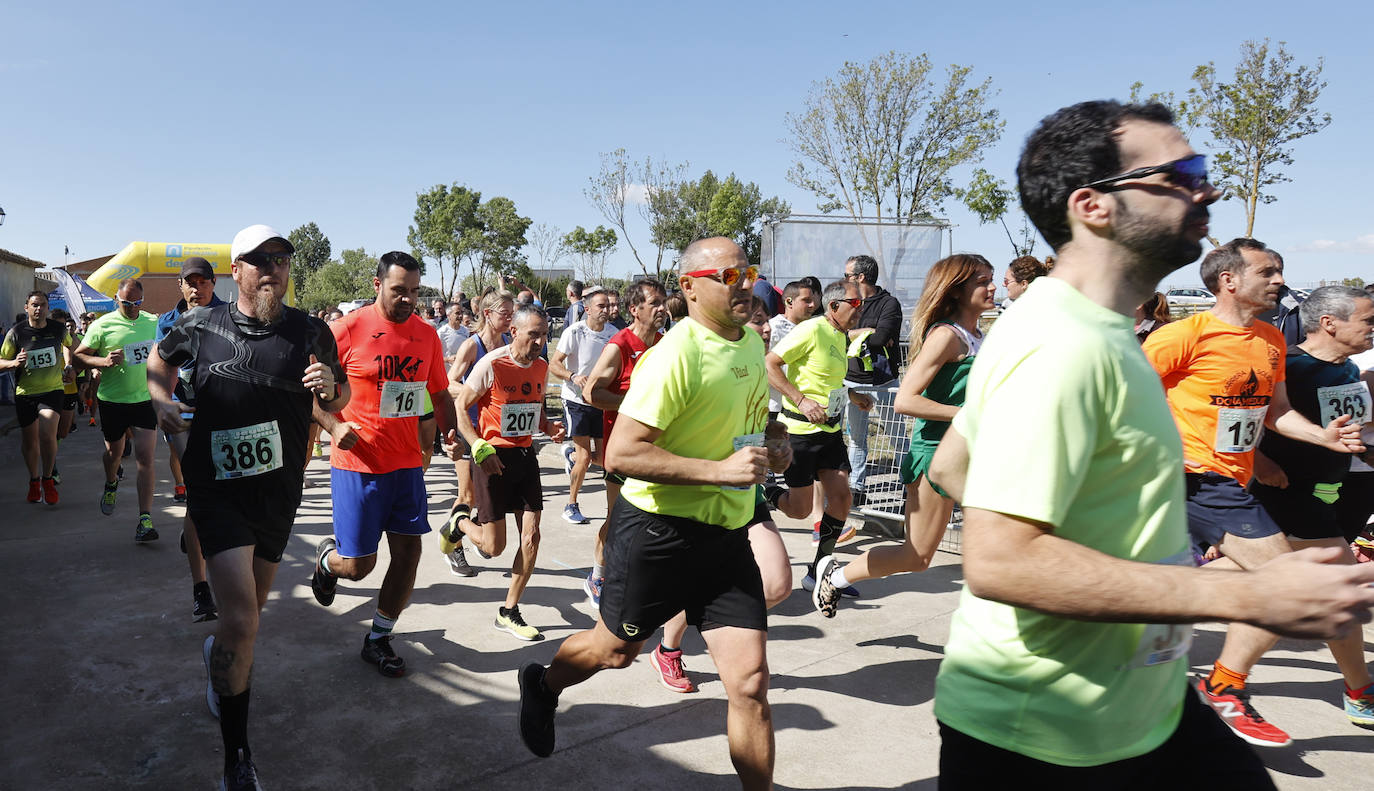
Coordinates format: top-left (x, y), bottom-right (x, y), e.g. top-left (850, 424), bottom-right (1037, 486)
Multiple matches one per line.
top-left (465, 345), bottom-right (548, 448)
top-left (1142, 311), bottom-right (1286, 484)
top-left (330, 303), bottom-right (449, 474)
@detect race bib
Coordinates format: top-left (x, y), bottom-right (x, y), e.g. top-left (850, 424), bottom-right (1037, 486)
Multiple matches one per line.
top-left (379, 380), bottom-right (425, 418)
top-left (211, 420), bottom-right (283, 480)
top-left (500, 402), bottom-right (540, 437)
top-left (124, 340), bottom-right (154, 366)
top-left (1214, 406), bottom-right (1266, 453)
top-left (1317, 381), bottom-right (1372, 426)
top-left (825, 388), bottom-right (847, 419)
top-left (26, 346), bottom-right (58, 370)
top-left (724, 432), bottom-right (765, 491)
top-left (1120, 551), bottom-right (1196, 669)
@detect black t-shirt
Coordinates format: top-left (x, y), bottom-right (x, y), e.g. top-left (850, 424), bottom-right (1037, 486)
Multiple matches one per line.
top-left (1257, 348), bottom-right (1365, 484)
top-left (3, 320), bottom-right (70, 394)
top-left (157, 303), bottom-right (342, 494)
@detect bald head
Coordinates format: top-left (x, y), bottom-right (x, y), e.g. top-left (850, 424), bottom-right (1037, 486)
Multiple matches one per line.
top-left (678, 237), bottom-right (747, 275)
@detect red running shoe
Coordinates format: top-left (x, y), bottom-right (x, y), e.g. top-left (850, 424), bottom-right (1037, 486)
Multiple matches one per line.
top-left (1195, 676), bottom-right (1292, 747)
top-left (42, 477), bottom-right (59, 505)
top-left (651, 645), bottom-right (696, 693)
top-left (26, 479), bottom-right (41, 503)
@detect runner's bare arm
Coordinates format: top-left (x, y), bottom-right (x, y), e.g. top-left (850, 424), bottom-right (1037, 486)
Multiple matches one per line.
top-left (311, 399), bottom-right (360, 451)
top-left (584, 343), bottom-right (625, 412)
top-left (445, 338), bottom-right (478, 398)
top-left (928, 426), bottom-right (969, 502)
top-left (450, 383), bottom-right (483, 448)
top-left (548, 349), bottom-right (580, 388)
top-left (430, 386), bottom-right (459, 441)
top-left (894, 326), bottom-right (965, 421)
top-left (1268, 381), bottom-right (1365, 453)
top-left (72, 339), bottom-right (118, 369)
top-left (765, 351), bottom-right (826, 424)
top-left (961, 507), bottom-right (1374, 640)
top-left (606, 415), bottom-right (768, 488)
top-left (147, 349), bottom-right (189, 432)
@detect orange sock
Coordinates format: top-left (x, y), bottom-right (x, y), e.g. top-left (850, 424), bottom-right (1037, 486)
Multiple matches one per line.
top-left (1347, 683), bottom-right (1372, 700)
top-left (1206, 661), bottom-right (1248, 693)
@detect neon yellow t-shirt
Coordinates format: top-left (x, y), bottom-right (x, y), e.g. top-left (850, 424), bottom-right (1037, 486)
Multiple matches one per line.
top-left (1, 321), bottom-right (73, 396)
top-left (618, 317), bottom-right (769, 529)
top-left (82, 310), bottom-right (158, 404)
top-left (770, 315), bottom-right (849, 435)
top-left (936, 277), bottom-right (1191, 767)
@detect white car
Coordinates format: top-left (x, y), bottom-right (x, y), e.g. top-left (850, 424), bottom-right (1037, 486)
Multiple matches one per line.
top-left (1166, 288), bottom-right (1216, 306)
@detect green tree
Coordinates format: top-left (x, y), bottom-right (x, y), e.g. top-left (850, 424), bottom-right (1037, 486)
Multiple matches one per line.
top-left (562, 225), bottom-right (618, 283)
top-left (649, 171), bottom-right (789, 268)
top-left (407, 184), bottom-right (531, 297)
top-left (299, 247), bottom-right (377, 313)
top-left (961, 168), bottom-right (1035, 257)
top-left (477, 196), bottom-right (533, 283)
top-left (586, 148), bottom-right (650, 276)
top-left (785, 50), bottom-right (1003, 264)
top-left (1187, 39), bottom-right (1330, 237)
top-left (287, 222), bottom-right (331, 301)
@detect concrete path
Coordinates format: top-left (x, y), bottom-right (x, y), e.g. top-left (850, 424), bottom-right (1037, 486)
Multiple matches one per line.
top-left (2, 423), bottom-right (1370, 788)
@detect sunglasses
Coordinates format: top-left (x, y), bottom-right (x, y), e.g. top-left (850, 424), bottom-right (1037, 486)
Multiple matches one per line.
top-left (1080, 153), bottom-right (1209, 193)
top-left (684, 265), bottom-right (759, 287)
top-left (237, 251), bottom-right (293, 269)
top-left (832, 296), bottom-right (862, 309)
top-left (119, 298), bottom-right (143, 307)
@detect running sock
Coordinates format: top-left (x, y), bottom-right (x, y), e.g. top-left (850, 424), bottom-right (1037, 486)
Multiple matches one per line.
top-left (830, 564), bottom-right (851, 590)
top-left (319, 548), bottom-right (336, 577)
top-left (810, 513), bottom-right (844, 576)
top-left (104, 480), bottom-right (117, 490)
top-left (1205, 661), bottom-right (1248, 693)
top-left (369, 610), bottom-right (397, 641)
top-left (591, 563), bottom-right (604, 580)
top-left (659, 642), bottom-right (680, 654)
top-left (1347, 682), bottom-right (1373, 700)
top-left (218, 688), bottom-right (251, 773)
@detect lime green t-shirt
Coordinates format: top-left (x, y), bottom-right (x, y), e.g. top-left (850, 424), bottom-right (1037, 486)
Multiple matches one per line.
top-left (935, 277), bottom-right (1191, 767)
top-left (619, 317), bottom-right (770, 529)
top-left (770, 315), bottom-right (849, 435)
top-left (1, 320), bottom-right (73, 396)
top-left (83, 310), bottom-right (158, 404)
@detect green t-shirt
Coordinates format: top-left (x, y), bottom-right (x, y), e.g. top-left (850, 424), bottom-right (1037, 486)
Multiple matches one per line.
top-left (619, 317), bottom-right (770, 529)
top-left (935, 277), bottom-right (1191, 767)
top-left (83, 310), bottom-right (158, 404)
top-left (2, 320), bottom-right (73, 396)
top-left (770, 315), bottom-right (848, 435)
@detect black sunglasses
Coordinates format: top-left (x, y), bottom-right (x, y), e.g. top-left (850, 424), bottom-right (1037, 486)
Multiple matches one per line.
top-left (1079, 154), bottom-right (1210, 193)
top-left (237, 251), bottom-right (292, 269)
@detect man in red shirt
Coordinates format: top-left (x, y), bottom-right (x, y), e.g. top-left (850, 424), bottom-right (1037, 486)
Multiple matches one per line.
top-left (310, 252), bottom-right (459, 677)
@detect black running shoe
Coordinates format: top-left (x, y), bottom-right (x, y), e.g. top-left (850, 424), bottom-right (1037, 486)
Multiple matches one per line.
top-left (311, 537), bottom-right (338, 607)
top-left (193, 582), bottom-right (218, 623)
top-left (361, 635), bottom-right (406, 677)
top-left (222, 748), bottom-right (263, 790)
top-left (447, 545), bottom-right (477, 577)
top-left (518, 663), bottom-right (558, 757)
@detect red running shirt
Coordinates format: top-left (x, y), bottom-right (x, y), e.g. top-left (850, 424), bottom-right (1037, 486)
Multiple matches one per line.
top-left (602, 327), bottom-right (662, 439)
top-left (465, 345), bottom-right (549, 449)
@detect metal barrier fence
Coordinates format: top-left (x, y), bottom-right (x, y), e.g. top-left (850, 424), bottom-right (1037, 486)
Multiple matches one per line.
top-left (847, 385), bottom-right (962, 555)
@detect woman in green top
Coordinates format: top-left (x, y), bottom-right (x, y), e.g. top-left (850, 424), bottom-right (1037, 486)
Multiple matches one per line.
top-left (819, 254), bottom-right (995, 600)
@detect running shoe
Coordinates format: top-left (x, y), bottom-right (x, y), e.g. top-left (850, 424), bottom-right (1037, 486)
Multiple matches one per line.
top-left (836, 520), bottom-right (858, 544)
top-left (583, 573), bottom-right (603, 608)
top-left (518, 663), bottom-right (557, 757)
top-left (134, 514), bottom-right (158, 542)
top-left (361, 635), bottom-right (406, 677)
top-left (800, 572), bottom-right (861, 598)
top-left (650, 644), bottom-right (696, 693)
top-left (495, 605), bottom-right (540, 641)
top-left (1194, 676), bottom-right (1292, 747)
top-left (313, 440), bottom-right (325, 458)
top-left (26, 479), bottom-right (41, 504)
top-left (42, 477), bottom-right (59, 505)
top-left (203, 635), bottom-right (220, 719)
top-left (561, 443), bottom-right (575, 475)
top-left (222, 748), bottom-right (263, 791)
top-left (99, 482), bottom-right (117, 515)
top-left (193, 582), bottom-right (218, 623)
top-left (50, 465), bottom-right (60, 486)
top-left (812, 555), bottom-right (840, 618)
top-left (562, 503), bottom-right (590, 524)
top-left (1346, 687), bottom-right (1374, 726)
top-left (446, 545), bottom-right (477, 578)
top-left (88, 415), bottom-right (96, 426)
top-left (173, 484), bottom-right (187, 503)
top-left (311, 537), bottom-right (339, 606)
top-left (438, 506), bottom-right (469, 554)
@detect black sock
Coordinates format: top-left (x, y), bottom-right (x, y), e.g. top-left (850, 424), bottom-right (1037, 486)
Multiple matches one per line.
top-left (193, 580), bottom-right (211, 595)
top-left (219, 688), bottom-right (251, 772)
top-left (810, 513), bottom-right (844, 576)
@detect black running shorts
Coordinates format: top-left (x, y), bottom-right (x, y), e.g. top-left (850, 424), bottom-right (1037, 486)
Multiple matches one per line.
top-left (97, 398), bottom-right (156, 443)
top-left (15, 390), bottom-right (63, 427)
top-left (473, 445), bottom-right (543, 522)
top-left (1250, 478), bottom-right (1346, 541)
top-left (782, 429), bottom-right (850, 488)
top-left (189, 484), bottom-right (301, 563)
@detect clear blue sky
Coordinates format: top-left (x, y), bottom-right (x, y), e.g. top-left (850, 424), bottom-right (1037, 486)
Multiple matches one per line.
top-left (4, 1), bottom-right (1372, 291)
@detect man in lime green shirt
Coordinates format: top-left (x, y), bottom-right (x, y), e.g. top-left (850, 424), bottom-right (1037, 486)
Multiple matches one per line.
top-left (763, 278), bottom-right (871, 587)
top-left (926, 100), bottom-right (1374, 787)
top-left (74, 278), bottom-right (161, 541)
top-left (516, 237), bottom-right (791, 790)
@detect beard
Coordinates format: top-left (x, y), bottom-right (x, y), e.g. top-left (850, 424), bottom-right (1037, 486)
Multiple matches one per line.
top-left (252, 287), bottom-right (284, 324)
top-left (1114, 194), bottom-right (1207, 279)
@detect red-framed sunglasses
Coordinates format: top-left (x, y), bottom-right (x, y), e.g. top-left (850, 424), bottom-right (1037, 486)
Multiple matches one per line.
top-left (832, 296), bottom-right (862, 309)
top-left (683, 265), bottom-right (759, 287)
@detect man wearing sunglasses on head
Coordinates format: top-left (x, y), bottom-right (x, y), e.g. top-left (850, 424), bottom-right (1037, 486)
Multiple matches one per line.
top-left (74, 278), bottom-right (161, 541)
top-left (517, 237), bottom-right (791, 790)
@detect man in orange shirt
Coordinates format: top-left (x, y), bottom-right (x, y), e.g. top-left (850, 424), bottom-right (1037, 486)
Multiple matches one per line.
top-left (310, 252), bottom-right (459, 677)
top-left (1143, 237), bottom-right (1365, 746)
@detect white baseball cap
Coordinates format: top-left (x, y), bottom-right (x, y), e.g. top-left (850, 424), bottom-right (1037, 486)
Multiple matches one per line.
top-left (231, 224), bottom-right (295, 262)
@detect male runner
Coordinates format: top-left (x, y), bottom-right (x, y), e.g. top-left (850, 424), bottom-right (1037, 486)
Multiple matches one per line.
top-left (156, 257), bottom-right (225, 621)
top-left (1143, 238), bottom-right (1365, 746)
top-left (309, 251), bottom-right (457, 677)
top-left (49, 308), bottom-right (81, 484)
top-left (446, 304), bottom-right (564, 640)
top-left (150, 223), bottom-right (345, 790)
top-left (517, 238), bottom-right (791, 791)
top-left (842, 254), bottom-right (904, 506)
top-left (764, 280), bottom-right (872, 585)
top-left (1246, 285), bottom-right (1374, 726)
top-left (2, 291), bottom-right (73, 504)
top-left (74, 278), bottom-right (160, 540)
top-left (550, 286), bottom-right (615, 524)
top-left (928, 100), bottom-right (1374, 787)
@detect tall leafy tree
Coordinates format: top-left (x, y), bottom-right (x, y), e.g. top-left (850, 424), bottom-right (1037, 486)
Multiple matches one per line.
top-left (299, 247), bottom-right (376, 313)
top-left (407, 184), bottom-right (530, 297)
top-left (585, 148), bottom-right (651, 276)
top-left (562, 225), bottom-right (618, 283)
top-left (477, 196), bottom-right (533, 283)
top-left (649, 171), bottom-right (789, 268)
top-left (287, 222), bottom-right (331, 300)
top-left (961, 168), bottom-right (1035, 257)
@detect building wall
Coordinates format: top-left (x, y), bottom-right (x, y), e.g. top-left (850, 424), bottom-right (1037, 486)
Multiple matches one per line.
top-left (1, 262), bottom-right (41, 325)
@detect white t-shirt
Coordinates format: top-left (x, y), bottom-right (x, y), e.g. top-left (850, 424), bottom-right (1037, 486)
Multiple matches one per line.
top-left (767, 314), bottom-right (798, 412)
top-left (438, 323), bottom-right (470, 359)
top-left (556, 320), bottom-right (617, 405)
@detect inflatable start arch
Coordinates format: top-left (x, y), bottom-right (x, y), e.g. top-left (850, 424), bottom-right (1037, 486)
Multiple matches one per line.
top-left (87, 242), bottom-right (295, 305)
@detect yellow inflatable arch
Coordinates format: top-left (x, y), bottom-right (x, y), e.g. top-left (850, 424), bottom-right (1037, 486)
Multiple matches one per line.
top-left (87, 242), bottom-right (294, 305)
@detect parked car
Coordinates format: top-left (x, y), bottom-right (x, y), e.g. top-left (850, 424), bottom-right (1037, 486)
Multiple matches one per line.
top-left (1165, 287), bottom-right (1216, 306)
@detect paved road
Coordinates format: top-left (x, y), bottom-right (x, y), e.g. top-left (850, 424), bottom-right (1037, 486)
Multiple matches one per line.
top-left (2, 422), bottom-right (1370, 788)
